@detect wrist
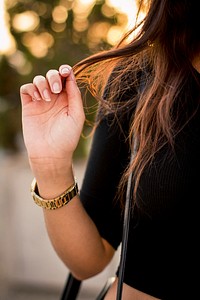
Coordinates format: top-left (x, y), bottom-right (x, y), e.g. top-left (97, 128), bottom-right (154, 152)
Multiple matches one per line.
top-left (31, 178), bottom-right (79, 209)
top-left (29, 158), bottom-right (75, 199)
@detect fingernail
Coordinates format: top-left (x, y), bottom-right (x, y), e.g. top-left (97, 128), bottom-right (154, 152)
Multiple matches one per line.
top-left (61, 67), bottom-right (71, 75)
top-left (43, 89), bottom-right (51, 101)
top-left (33, 91), bottom-right (41, 100)
top-left (52, 82), bottom-right (61, 93)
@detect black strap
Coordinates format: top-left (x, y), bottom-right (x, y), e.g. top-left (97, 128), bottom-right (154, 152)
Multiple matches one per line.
top-left (116, 68), bottom-right (146, 299)
top-left (60, 273), bottom-right (82, 300)
top-left (116, 142), bottom-right (136, 300)
top-left (60, 147), bottom-right (136, 300)
top-left (61, 146), bottom-right (136, 300)
top-left (96, 277), bottom-right (116, 300)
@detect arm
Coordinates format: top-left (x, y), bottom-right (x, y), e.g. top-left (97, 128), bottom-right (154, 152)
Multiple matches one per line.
top-left (20, 65), bottom-right (115, 280)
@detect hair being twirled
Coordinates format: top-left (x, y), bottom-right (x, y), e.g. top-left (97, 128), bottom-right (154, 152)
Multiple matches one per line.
top-left (73, 0), bottom-right (200, 206)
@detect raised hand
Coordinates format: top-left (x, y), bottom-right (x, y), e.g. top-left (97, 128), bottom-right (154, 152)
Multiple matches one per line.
top-left (20, 65), bottom-right (85, 164)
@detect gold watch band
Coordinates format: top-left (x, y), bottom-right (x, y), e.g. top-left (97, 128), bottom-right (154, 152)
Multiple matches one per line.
top-left (31, 178), bottom-right (79, 210)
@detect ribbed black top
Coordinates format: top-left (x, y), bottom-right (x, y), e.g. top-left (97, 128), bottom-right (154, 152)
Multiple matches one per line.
top-left (80, 70), bottom-right (200, 299)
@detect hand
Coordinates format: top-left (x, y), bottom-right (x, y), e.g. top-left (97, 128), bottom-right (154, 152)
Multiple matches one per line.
top-left (20, 65), bottom-right (85, 165)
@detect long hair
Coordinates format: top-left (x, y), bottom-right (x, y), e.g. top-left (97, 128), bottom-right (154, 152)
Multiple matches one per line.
top-left (73, 0), bottom-right (200, 206)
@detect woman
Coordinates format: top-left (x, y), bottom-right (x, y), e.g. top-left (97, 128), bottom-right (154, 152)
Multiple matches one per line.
top-left (20, 0), bottom-right (200, 299)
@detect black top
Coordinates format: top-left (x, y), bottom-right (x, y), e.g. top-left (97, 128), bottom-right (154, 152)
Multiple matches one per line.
top-left (80, 70), bottom-right (200, 299)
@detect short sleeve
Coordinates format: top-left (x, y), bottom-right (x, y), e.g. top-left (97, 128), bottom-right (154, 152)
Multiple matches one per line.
top-left (80, 113), bottom-right (130, 249)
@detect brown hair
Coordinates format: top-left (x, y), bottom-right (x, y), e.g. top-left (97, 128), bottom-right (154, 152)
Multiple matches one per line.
top-left (73, 0), bottom-right (200, 205)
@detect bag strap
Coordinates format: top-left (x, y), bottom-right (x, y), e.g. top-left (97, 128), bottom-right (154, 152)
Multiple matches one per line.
top-left (60, 145), bottom-right (136, 300)
top-left (116, 68), bottom-right (146, 299)
top-left (61, 75), bottom-right (145, 300)
top-left (60, 273), bottom-right (82, 300)
top-left (116, 141), bottom-right (137, 300)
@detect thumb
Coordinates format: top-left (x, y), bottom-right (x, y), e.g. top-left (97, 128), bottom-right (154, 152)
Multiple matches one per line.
top-left (61, 67), bottom-right (83, 114)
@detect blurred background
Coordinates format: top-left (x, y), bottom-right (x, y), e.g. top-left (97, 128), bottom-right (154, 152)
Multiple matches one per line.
top-left (0, 0), bottom-right (138, 299)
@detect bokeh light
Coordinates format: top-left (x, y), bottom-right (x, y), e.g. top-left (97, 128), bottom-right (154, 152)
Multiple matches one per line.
top-left (106, 0), bottom-right (138, 27)
top-left (12, 11), bottom-right (40, 32)
top-left (52, 5), bottom-right (68, 24)
top-left (8, 50), bottom-right (32, 75)
top-left (0, 0), bottom-right (16, 55)
top-left (22, 32), bottom-right (54, 58)
top-left (1, 0), bottom-right (139, 57)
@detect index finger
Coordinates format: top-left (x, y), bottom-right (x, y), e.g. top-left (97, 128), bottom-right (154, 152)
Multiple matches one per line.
top-left (20, 83), bottom-right (41, 105)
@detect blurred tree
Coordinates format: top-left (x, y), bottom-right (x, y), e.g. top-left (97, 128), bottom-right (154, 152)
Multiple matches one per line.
top-left (0, 0), bottom-right (129, 156)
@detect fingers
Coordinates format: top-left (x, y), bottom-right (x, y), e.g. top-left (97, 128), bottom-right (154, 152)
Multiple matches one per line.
top-left (20, 65), bottom-right (80, 106)
top-left (20, 75), bottom-right (54, 104)
top-left (33, 75), bottom-right (51, 101)
top-left (20, 83), bottom-right (42, 105)
top-left (45, 65), bottom-right (81, 102)
top-left (46, 69), bottom-right (62, 94)
top-left (59, 65), bottom-right (72, 78)
top-left (59, 65), bottom-right (80, 95)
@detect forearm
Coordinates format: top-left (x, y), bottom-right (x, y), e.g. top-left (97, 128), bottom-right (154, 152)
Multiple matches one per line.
top-left (20, 65), bottom-right (115, 280)
top-left (32, 164), bottom-right (115, 280)
top-left (43, 196), bottom-right (114, 280)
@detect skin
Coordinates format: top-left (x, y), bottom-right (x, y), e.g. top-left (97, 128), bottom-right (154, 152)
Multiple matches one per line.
top-left (20, 65), bottom-right (160, 299)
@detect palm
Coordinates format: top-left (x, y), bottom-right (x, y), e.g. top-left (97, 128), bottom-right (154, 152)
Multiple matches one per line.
top-left (22, 90), bottom-right (84, 159)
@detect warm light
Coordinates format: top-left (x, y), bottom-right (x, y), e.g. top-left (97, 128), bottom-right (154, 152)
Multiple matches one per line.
top-left (101, 4), bottom-right (116, 18)
top-left (51, 22), bottom-right (66, 33)
top-left (73, 0), bottom-right (94, 15)
top-left (72, 0), bottom-right (96, 40)
top-left (52, 5), bottom-right (68, 24)
top-left (8, 50), bottom-right (32, 75)
top-left (1, 0), bottom-right (141, 58)
top-left (107, 26), bottom-right (124, 46)
top-left (106, 0), bottom-right (145, 44)
top-left (72, 0), bottom-right (140, 48)
top-left (0, 0), bottom-right (16, 55)
top-left (78, 0), bottom-right (95, 5)
top-left (106, 0), bottom-right (138, 28)
top-left (73, 18), bottom-right (89, 32)
top-left (12, 11), bottom-right (39, 32)
top-left (87, 22), bottom-right (110, 47)
top-left (22, 32), bottom-right (54, 58)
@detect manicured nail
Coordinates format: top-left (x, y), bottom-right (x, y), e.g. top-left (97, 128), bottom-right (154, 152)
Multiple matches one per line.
top-left (33, 91), bottom-right (41, 100)
top-left (61, 67), bottom-right (71, 75)
top-left (43, 89), bottom-right (51, 101)
top-left (52, 82), bottom-right (61, 93)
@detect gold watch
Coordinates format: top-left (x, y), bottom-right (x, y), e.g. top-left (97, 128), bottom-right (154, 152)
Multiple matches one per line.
top-left (31, 178), bottom-right (79, 210)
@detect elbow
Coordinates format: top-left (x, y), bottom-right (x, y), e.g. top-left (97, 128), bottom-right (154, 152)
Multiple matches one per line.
top-left (67, 249), bottom-right (115, 281)
top-left (71, 264), bottom-right (106, 281)
top-left (59, 239), bottom-right (115, 281)
top-left (68, 252), bottom-right (114, 281)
